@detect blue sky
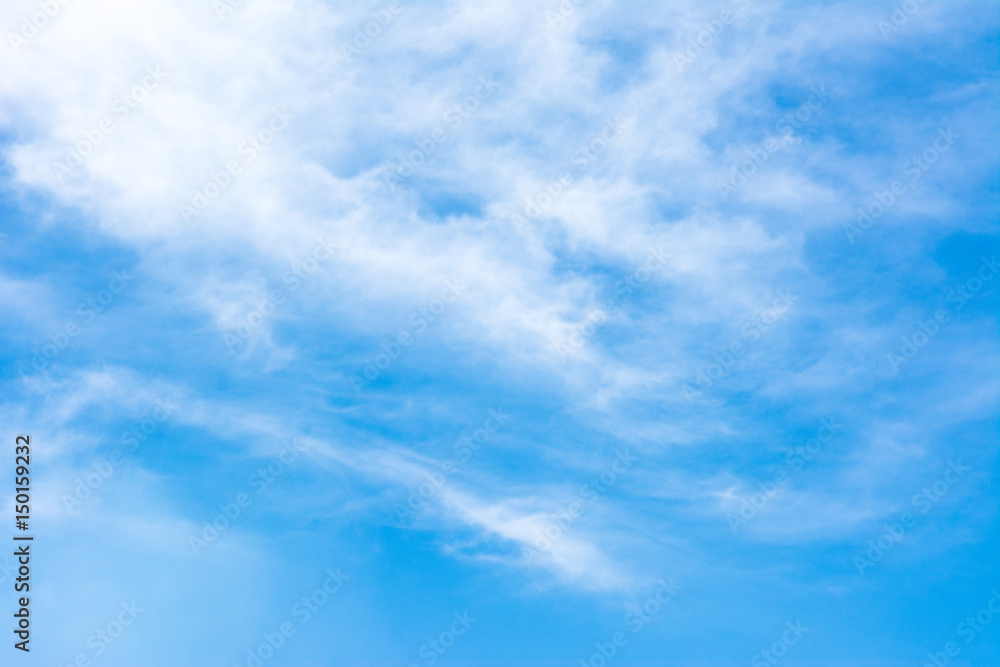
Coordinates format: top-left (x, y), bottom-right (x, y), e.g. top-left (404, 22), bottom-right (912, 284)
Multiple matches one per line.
top-left (0, 0), bottom-right (998, 665)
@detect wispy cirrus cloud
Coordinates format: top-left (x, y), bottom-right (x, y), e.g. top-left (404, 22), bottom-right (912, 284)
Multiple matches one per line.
top-left (1, 0), bottom-right (998, 664)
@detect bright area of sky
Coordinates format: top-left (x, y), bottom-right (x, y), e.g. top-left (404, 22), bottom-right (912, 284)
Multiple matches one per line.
top-left (0, 0), bottom-right (998, 665)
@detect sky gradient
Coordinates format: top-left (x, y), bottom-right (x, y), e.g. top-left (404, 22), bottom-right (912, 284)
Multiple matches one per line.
top-left (1, 1), bottom-right (999, 665)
